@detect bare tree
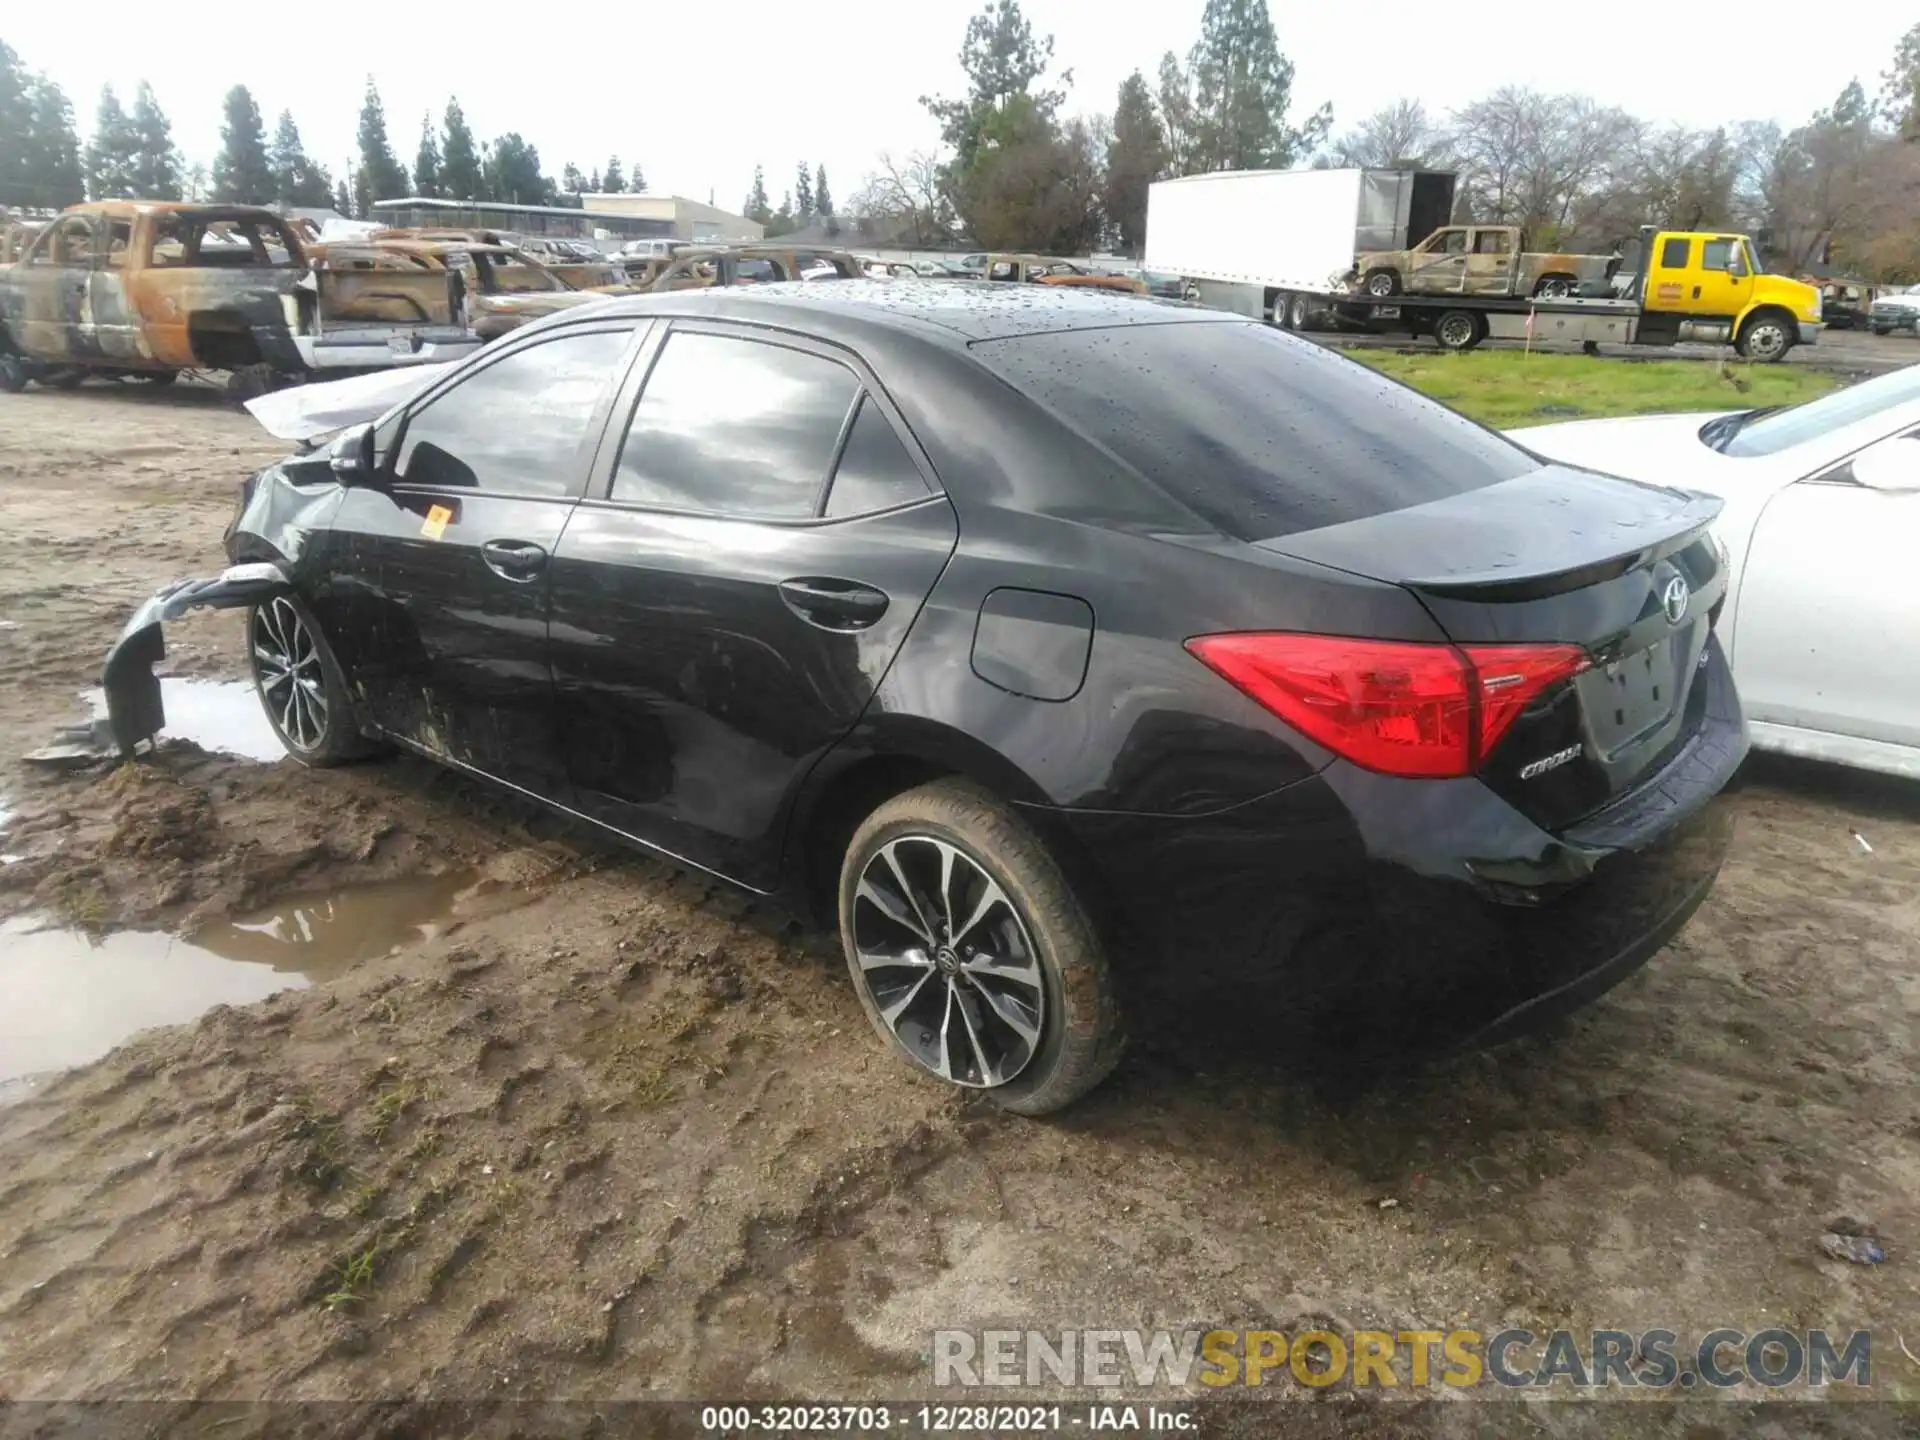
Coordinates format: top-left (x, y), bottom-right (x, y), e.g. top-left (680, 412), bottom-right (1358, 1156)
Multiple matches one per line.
top-left (850, 151), bottom-right (951, 246)
top-left (1327, 99), bottom-right (1452, 168)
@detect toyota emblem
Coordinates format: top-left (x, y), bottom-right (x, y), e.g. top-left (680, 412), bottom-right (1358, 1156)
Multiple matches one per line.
top-left (1662, 575), bottom-right (1690, 626)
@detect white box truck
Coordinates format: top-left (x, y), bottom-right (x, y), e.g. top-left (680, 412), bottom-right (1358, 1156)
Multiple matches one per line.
top-left (1144, 168), bottom-right (1456, 327)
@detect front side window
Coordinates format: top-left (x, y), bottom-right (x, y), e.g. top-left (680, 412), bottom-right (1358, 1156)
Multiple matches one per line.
top-left (611, 331), bottom-right (860, 517)
top-left (396, 329), bottom-right (633, 496)
top-left (1702, 239), bottom-right (1734, 271)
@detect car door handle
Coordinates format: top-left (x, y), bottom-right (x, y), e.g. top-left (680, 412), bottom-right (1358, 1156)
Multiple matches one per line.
top-left (778, 577), bottom-right (889, 630)
top-left (481, 539), bottom-right (547, 582)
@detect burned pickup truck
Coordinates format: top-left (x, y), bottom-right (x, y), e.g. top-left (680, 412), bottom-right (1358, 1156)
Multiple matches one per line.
top-left (0, 202), bottom-right (480, 397)
top-left (1350, 224), bottom-right (1612, 301)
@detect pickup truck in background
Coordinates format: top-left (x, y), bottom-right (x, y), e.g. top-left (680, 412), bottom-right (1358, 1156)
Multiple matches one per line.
top-left (1868, 285), bottom-right (1920, 335)
top-left (1350, 224), bottom-right (1611, 300)
top-left (0, 202), bottom-right (479, 398)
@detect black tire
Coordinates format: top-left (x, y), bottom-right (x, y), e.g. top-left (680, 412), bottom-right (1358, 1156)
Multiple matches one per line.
top-left (1734, 311), bottom-right (1795, 362)
top-left (245, 593), bottom-right (379, 766)
top-left (1288, 291), bottom-right (1314, 331)
top-left (226, 362), bottom-right (279, 404)
top-left (0, 355), bottom-right (27, 394)
top-left (1434, 309), bottom-right (1484, 352)
top-left (43, 367), bottom-right (86, 390)
top-left (1869, 325), bottom-right (1891, 337)
top-left (1273, 292), bottom-right (1296, 330)
top-left (1362, 268), bottom-right (1400, 298)
top-left (1532, 275), bottom-right (1575, 300)
top-left (838, 778), bottom-right (1124, 1115)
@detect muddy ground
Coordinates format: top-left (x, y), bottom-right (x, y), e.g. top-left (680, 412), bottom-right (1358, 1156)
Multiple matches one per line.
top-left (0, 382), bottom-right (1916, 1435)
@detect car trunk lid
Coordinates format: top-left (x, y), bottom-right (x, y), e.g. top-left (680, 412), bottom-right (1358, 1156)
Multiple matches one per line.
top-left (1256, 466), bottom-right (1727, 831)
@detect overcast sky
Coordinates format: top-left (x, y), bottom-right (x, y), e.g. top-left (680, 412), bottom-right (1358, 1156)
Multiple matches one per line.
top-left (7, 3), bottom-right (1914, 209)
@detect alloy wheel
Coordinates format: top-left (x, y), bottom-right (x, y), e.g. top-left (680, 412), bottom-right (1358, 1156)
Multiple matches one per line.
top-left (252, 598), bottom-right (329, 751)
top-left (850, 835), bottom-right (1046, 1088)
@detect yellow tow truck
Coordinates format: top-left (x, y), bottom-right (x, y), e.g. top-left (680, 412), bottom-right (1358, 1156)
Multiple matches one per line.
top-left (1341, 225), bottom-right (1823, 361)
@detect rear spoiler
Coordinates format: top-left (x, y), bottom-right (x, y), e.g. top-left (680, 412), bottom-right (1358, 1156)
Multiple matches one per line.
top-left (101, 563), bottom-right (290, 756)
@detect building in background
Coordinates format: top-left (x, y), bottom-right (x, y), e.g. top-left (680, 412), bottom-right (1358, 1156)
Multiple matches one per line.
top-left (579, 194), bottom-right (763, 244)
top-left (368, 197), bottom-right (676, 243)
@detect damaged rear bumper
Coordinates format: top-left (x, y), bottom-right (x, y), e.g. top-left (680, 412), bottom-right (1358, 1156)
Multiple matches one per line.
top-left (101, 563), bottom-right (289, 756)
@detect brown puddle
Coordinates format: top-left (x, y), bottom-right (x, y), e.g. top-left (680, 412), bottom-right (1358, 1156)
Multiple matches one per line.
top-left (0, 871), bottom-right (475, 1084)
top-left (85, 678), bottom-right (285, 763)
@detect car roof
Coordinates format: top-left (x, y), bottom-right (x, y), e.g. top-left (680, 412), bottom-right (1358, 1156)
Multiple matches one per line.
top-left (574, 278), bottom-right (1215, 344)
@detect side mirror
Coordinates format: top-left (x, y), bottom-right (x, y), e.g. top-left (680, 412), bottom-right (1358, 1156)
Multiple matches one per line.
top-left (1726, 251), bottom-right (1748, 278)
top-left (327, 421), bottom-right (378, 484)
top-left (1847, 438), bottom-right (1920, 493)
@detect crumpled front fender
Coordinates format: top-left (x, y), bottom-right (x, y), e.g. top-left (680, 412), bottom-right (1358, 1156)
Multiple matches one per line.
top-left (101, 562), bottom-right (290, 756)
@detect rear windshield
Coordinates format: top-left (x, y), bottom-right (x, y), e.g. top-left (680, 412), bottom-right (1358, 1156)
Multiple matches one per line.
top-left (970, 320), bottom-right (1534, 540)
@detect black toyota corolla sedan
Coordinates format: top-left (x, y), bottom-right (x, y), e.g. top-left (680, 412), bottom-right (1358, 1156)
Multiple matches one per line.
top-left (103, 283), bottom-right (1745, 1113)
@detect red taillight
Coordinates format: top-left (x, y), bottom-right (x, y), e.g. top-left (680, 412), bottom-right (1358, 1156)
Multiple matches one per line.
top-left (1185, 633), bottom-right (1588, 779)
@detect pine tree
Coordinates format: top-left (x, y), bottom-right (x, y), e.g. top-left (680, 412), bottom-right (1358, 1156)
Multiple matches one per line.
top-left (354, 77), bottom-right (407, 216)
top-left (413, 114), bottom-right (441, 198)
top-left (85, 85), bottom-right (140, 199)
top-left (269, 111), bottom-right (330, 208)
top-left (0, 42), bottom-right (30, 211)
top-left (795, 162), bottom-right (814, 221)
top-left (439, 97), bottom-right (481, 201)
top-left (603, 155), bottom-right (625, 193)
top-left (333, 176), bottom-right (353, 218)
top-left (125, 82), bottom-right (180, 200)
top-left (629, 161), bottom-right (646, 193)
top-left (1104, 71), bottom-right (1167, 254)
top-left (485, 134), bottom-right (550, 205)
top-left (210, 85), bottom-right (272, 203)
top-left (1186, 0), bottom-right (1328, 171)
top-left (744, 164), bottom-right (770, 223)
top-left (588, 167), bottom-right (602, 193)
top-left (562, 161), bottom-right (585, 194)
top-left (813, 163), bottom-right (832, 217)
top-left (21, 76), bottom-right (84, 208)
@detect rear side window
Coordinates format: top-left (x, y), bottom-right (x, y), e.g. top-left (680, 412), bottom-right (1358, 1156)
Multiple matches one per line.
top-left (1660, 237), bottom-right (1691, 269)
top-left (396, 329), bottom-right (632, 496)
top-left (824, 396), bottom-right (931, 518)
top-left (970, 321), bottom-right (1534, 541)
top-left (611, 331), bottom-right (859, 517)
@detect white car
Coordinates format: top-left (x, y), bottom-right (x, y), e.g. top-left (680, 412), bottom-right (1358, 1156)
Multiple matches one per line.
top-left (1512, 365), bottom-right (1920, 778)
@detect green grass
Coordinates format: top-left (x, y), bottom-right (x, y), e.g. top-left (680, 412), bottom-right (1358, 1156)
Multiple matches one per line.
top-left (1349, 349), bottom-right (1837, 430)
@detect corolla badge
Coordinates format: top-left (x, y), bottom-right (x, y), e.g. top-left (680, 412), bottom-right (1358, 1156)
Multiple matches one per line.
top-left (1662, 575), bottom-right (1690, 626)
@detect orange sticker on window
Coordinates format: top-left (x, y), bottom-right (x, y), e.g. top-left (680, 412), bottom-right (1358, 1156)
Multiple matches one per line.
top-left (420, 504), bottom-right (453, 540)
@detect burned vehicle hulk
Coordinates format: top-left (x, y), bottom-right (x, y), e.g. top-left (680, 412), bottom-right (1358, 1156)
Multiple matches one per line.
top-left (322, 238), bottom-right (614, 341)
top-left (1350, 225), bottom-right (1612, 300)
top-left (0, 203), bottom-right (478, 397)
top-left (373, 227), bottom-right (632, 294)
top-left (646, 246), bottom-right (867, 290)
